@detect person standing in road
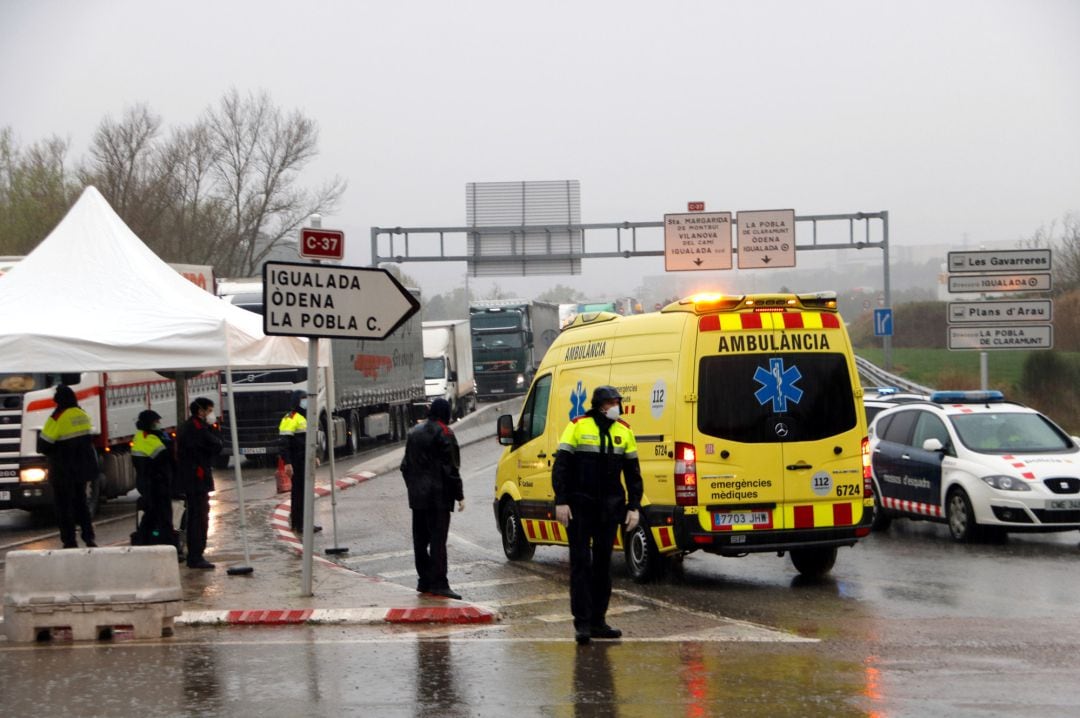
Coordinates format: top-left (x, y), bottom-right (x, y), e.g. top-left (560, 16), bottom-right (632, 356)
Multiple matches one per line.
top-left (177, 397), bottom-right (222, 569)
top-left (132, 409), bottom-right (177, 549)
top-left (400, 398), bottom-right (465, 599)
top-left (37, 384), bottom-right (98, 549)
top-left (279, 390), bottom-right (321, 534)
top-left (553, 385), bottom-right (643, 645)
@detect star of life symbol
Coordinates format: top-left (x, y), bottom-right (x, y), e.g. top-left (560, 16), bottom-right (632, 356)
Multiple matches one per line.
top-left (753, 358), bottom-right (804, 413)
top-left (570, 381), bottom-right (588, 420)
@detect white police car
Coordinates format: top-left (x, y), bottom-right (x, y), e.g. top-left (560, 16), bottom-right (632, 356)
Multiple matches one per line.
top-left (869, 390), bottom-right (1080, 541)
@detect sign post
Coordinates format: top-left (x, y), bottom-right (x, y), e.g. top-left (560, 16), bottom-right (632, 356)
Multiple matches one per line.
top-left (263, 258), bottom-right (419, 596)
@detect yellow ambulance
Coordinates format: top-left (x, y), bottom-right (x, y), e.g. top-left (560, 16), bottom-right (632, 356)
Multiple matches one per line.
top-left (493, 292), bottom-right (873, 580)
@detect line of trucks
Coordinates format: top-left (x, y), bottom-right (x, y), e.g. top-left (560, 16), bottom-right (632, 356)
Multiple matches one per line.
top-left (0, 263), bottom-right (561, 517)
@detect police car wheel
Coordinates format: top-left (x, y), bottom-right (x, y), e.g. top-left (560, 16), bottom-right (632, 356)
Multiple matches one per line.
top-left (624, 524), bottom-right (664, 583)
top-left (789, 546), bottom-right (837, 577)
top-left (871, 490), bottom-right (892, 532)
top-left (947, 488), bottom-right (978, 542)
top-left (500, 502), bottom-right (535, 561)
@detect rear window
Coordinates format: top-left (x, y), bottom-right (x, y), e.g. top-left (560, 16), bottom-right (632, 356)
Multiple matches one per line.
top-left (698, 353), bottom-right (857, 443)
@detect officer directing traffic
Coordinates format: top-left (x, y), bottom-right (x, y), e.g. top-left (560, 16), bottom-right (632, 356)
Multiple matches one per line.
top-left (553, 385), bottom-right (643, 645)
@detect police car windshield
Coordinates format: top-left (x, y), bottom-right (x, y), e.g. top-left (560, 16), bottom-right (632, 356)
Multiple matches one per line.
top-left (950, 412), bottom-right (1076, 454)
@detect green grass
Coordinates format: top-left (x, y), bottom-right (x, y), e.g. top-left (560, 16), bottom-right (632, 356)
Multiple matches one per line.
top-left (855, 347), bottom-right (1034, 390)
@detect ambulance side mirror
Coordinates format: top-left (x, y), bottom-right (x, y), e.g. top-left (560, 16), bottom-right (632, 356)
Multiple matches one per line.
top-left (497, 414), bottom-right (516, 446)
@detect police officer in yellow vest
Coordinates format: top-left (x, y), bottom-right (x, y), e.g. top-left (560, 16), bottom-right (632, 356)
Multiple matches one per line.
top-left (37, 385), bottom-right (98, 548)
top-left (553, 385), bottom-right (643, 645)
top-left (132, 409), bottom-right (177, 548)
top-left (279, 390), bottom-right (321, 533)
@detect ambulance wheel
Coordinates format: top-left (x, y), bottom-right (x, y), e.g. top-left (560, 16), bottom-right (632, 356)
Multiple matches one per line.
top-left (947, 487), bottom-right (978, 542)
top-left (624, 523), bottom-right (664, 583)
top-left (500, 502), bottom-right (535, 561)
top-left (789, 546), bottom-right (837, 577)
top-left (871, 490), bottom-right (892, 532)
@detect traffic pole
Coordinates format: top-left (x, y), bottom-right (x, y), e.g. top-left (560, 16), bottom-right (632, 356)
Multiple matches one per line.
top-left (324, 363), bottom-right (349, 556)
top-left (300, 335), bottom-right (319, 596)
top-left (224, 365), bottom-right (254, 576)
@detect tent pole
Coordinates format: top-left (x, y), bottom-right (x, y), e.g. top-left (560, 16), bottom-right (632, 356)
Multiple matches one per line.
top-left (224, 365), bottom-right (254, 576)
top-left (301, 338), bottom-right (319, 595)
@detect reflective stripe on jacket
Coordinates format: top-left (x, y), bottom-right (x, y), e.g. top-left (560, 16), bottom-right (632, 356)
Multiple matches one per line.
top-left (40, 407), bottom-right (93, 445)
top-left (552, 412), bottom-right (643, 510)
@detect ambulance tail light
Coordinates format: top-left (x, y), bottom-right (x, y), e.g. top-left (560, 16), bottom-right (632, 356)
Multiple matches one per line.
top-left (674, 442), bottom-right (698, 506)
top-left (862, 436), bottom-right (873, 497)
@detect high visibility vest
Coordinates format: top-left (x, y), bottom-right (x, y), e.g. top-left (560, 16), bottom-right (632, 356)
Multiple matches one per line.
top-left (40, 407), bottom-right (94, 445)
top-left (279, 411), bottom-right (307, 436)
top-left (557, 415), bottom-right (638, 458)
top-left (132, 430), bottom-right (167, 459)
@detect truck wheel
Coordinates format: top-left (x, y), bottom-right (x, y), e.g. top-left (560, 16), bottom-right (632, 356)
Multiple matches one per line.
top-left (318, 413), bottom-right (330, 462)
top-left (789, 546), bottom-right (838, 577)
top-left (500, 502), bottom-right (535, 561)
top-left (347, 412), bottom-right (361, 455)
top-left (624, 522), bottom-right (665, 583)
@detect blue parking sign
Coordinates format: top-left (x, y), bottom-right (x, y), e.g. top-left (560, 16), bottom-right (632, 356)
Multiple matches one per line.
top-left (873, 308), bottom-right (893, 337)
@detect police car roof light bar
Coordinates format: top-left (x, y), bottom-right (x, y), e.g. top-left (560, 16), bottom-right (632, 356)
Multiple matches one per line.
top-left (930, 390), bottom-right (1006, 404)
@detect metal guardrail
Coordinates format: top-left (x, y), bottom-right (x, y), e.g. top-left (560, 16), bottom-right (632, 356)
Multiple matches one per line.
top-left (855, 355), bottom-right (934, 395)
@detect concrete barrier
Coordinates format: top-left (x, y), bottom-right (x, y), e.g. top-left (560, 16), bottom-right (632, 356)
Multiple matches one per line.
top-left (3, 546), bottom-right (183, 642)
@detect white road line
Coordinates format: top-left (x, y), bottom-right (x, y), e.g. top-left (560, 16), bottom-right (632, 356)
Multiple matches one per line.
top-left (480, 592), bottom-right (568, 608)
top-left (453, 575), bottom-right (543, 590)
top-left (342, 549), bottom-right (416, 564)
top-left (534, 604), bottom-right (648, 624)
top-left (380, 559), bottom-right (499, 579)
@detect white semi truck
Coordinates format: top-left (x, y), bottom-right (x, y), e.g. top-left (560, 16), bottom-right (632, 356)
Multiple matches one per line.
top-left (422, 320), bottom-right (477, 420)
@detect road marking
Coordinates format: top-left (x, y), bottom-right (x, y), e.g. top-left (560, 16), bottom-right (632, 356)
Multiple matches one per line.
top-left (534, 604), bottom-right (648, 623)
top-left (380, 559), bottom-right (499, 579)
top-left (453, 575), bottom-right (543, 590)
top-left (342, 549), bottom-right (415, 564)
top-left (480, 592), bottom-right (568, 608)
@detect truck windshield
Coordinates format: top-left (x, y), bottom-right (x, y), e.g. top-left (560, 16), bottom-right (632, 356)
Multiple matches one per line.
top-left (0, 373), bottom-right (60, 393)
top-left (697, 354), bottom-right (857, 443)
top-left (471, 311), bottom-right (523, 332)
top-left (424, 357), bottom-right (446, 380)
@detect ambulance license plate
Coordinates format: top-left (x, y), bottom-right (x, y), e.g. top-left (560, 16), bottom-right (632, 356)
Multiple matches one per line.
top-left (1047, 499), bottom-right (1080, 510)
top-left (712, 510), bottom-right (769, 527)
top-left (0, 490), bottom-right (10, 501)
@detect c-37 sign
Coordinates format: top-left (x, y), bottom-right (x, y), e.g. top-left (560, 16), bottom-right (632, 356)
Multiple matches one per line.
top-left (262, 261), bottom-right (419, 340)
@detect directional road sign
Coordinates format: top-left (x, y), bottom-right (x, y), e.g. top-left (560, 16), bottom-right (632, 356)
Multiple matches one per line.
top-left (299, 227), bottom-right (345, 261)
top-left (947, 249), bottom-right (1051, 274)
top-left (948, 325), bottom-right (1053, 351)
top-left (262, 261), bottom-right (420, 340)
top-left (947, 273), bottom-right (1052, 294)
top-left (664, 212), bottom-right (733, 271)
top-left (736, 209), bottom-right (796, 269)
top-left (947, 299), bottom-right (1053, 324)
top-left (873, 307), bottom-right (893, 337)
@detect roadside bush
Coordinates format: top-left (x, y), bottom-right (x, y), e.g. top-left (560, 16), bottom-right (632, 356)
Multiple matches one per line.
top-left (1016, 352), bottom-right (1080, 433)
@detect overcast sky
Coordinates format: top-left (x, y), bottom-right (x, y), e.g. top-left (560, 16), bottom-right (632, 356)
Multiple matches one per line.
top-left (2, 0), bottom-right (1078, 299)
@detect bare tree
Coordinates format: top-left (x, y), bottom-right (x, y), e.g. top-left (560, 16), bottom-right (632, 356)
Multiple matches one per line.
top-left (0, 128), bottom-right (77, 255)
top-left (1020, 214), bottom-right (1080, 294)
top-left (206, 89), bottom-right (345, 276)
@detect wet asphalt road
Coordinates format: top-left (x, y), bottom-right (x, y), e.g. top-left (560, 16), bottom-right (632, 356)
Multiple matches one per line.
top-left (3, 435), bottom-right (1080, 716)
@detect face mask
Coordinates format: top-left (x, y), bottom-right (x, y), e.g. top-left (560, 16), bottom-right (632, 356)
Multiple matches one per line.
top-left (604, 405), bottom-right (620, 421)
top-left (205, 411), bottom-right (217, 424)
top-left (152, 423), bottom-right (161, 432)
top-left (299, 399), bottom-right (308, 410)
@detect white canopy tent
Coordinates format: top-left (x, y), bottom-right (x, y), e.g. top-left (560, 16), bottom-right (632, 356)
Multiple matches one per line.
top-left (0, 186), bottom-right (327, 572)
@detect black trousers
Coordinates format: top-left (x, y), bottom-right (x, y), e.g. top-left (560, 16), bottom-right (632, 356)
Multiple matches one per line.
top-left (566, 499), bottom-right (619, 630)
top-left (289, 462), bottom-right (306, 530)
top-left (411, 508), bottom-right (451, 591)
top-left (54, 473), bottom-right (94, 548)
top-left (186, 489), bottom-right (210, 564)
top-left (136, 482), bottom-right (175, 547)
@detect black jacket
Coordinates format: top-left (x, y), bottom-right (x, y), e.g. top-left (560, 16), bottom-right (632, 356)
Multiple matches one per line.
top-left (177, 415), bottom-right (223, 494)
top-left (400, 419), bottom-right (463, 511)
top-left (133, 430), bottom-right (175, 500)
